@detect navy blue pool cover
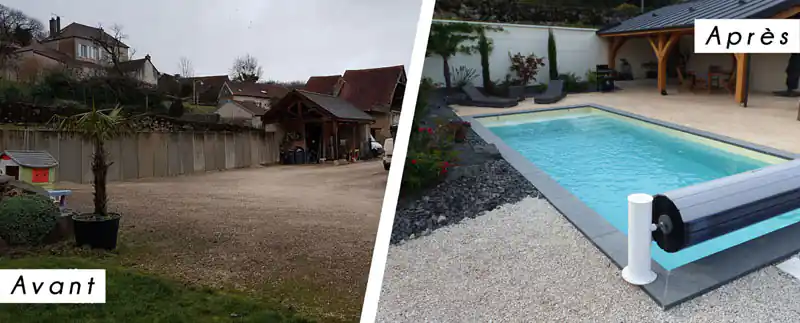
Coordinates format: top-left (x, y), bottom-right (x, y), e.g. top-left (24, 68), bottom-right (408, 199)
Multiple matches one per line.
top-left (652, 158), bottom-right (800, 253)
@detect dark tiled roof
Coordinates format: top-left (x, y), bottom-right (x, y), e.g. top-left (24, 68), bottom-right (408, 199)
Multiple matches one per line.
top-left (303, 75), bottom-right (341, 95)
top-left (15, 44), bottom-right (100, 69)
top-left (230, 82), bottom-right (289, 99)
top-left (2, 150), bottom-right (58, 168)
top-left (234, 100), bottom-right (268, 116)
top-left (117, 57), bottom-right (148, 73)
top-left (598, 0), bottom-right (800, 35)
top-left (49, 23), bottom-right (129, 48)
top-left (264, 90), bottom-right (374, 123)
top-left (339, 65), bottom-right (405, 112)
top-left (298, 90), bottom-right (374, 121)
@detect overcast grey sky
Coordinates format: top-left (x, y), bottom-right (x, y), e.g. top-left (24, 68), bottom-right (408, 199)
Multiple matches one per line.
top-left (7, 0), bottom-right (424, 81)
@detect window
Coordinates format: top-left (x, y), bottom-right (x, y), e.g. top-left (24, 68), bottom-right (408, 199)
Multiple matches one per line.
top-left (92, 47), bottom-right (100, 59)
top-left (79, 44), bottom-right (88, 58)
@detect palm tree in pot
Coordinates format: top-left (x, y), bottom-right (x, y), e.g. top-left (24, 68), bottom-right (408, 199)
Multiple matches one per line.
top-left (52, 102), bottom-right (133, 250)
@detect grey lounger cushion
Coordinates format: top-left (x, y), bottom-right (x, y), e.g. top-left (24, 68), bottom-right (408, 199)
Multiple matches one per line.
top-left (534, 80), bottom-right (567, 104)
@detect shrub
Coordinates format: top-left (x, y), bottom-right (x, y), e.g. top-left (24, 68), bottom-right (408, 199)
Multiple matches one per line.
top-left (403, 80), bottom-right (459, 193)
top-left (508, 52), bottom-right (545, 86)
top-left (0, 194), bottom-right (59, 246)
top-left (450, 66), bottom-right (479, 88)
top-left (559, 72), bottom-right (589, 93)
top-left (168, 98), bottom-right (185, 117)
top-left (403, 125), bottom-right (458, 192)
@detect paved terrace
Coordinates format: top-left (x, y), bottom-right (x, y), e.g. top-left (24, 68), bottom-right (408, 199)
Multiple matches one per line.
top-left (455, 82), bottom-right (800, 155)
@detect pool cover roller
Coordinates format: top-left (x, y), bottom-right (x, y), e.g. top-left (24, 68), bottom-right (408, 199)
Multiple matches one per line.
top-left (652, 158), bottom-right (800, 253)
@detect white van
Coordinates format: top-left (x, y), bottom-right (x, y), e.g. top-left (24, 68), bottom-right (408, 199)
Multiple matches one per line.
top-left (382, 137), bottom-right (394, 171)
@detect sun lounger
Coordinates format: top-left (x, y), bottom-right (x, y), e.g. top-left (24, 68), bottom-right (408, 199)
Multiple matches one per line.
top-left (534, 80), bottom-right (567, 104)
top-left (461, 84), bottom-right (519, 108)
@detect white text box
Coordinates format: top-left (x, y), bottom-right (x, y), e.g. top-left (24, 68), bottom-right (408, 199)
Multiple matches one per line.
top-left (694, 19), bottom-right (800, 53)
top-left (0, 269), bottom-right (106, 303)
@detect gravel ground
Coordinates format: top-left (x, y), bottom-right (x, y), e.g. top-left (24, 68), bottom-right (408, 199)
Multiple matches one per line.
top-left (64, 162), bottom-right (386, 321)
top-left (378, 197), bottom-right (800, 322)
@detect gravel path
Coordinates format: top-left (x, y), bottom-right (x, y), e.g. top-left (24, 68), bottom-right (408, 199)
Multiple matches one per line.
top-left (378, 197), bottom-right (800, 322)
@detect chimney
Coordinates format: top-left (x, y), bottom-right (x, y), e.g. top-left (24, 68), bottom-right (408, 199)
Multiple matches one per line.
top-left (145, 54), bottom-right (151, 61)
top-left (48, 18), bottom-right (56, 38)
top-left (56, 16), bottom-right (61, 33)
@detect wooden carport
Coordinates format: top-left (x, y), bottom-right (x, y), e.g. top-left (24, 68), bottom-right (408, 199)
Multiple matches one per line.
top-left (598, 0), bottom-right (800, 105)
top-left (262, 89), bottom-right (375, 162)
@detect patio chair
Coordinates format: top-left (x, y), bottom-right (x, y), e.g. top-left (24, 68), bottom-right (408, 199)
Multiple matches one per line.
top-left (461, 83), bottom-right (519, 108)
top-left (534, 80), bottom-right (567, 104)
top-left (507, 86), bottom-right (526, 101)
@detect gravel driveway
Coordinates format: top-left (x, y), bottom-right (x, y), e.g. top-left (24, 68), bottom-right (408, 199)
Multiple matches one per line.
top-left (378, 197), bottom-right (800, 322)
top-left (65, 161), bottom-right (386, 321)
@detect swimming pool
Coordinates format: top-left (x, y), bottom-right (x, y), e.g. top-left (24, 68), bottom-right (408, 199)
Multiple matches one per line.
top-left (479, 107), bottom-right (800, 270)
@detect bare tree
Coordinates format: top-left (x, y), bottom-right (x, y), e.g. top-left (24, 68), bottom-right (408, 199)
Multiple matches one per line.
top-left (265, 80), bottom-right (305, 90)
top-left (178, 56), bottom-right (194, 78)
top-left (90, 23), bottom-right (132, 76)
top-left (0, 5), bottom-right (45, 77)
top-left (230, 54), bottom-right (262, 82)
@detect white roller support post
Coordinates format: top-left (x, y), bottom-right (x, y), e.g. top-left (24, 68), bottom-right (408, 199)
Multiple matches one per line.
top-left (622, 193), bottom-right (658, 285)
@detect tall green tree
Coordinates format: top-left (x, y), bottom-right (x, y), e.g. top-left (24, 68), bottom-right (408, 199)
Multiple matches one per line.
top-left (426, 22), bottom-right (479, 89)
top-left (547, 29), bottom-right (559, 80)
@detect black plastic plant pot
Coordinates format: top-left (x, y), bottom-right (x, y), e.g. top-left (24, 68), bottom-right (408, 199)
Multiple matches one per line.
top-left (72, 213), bottom-right (121, 250)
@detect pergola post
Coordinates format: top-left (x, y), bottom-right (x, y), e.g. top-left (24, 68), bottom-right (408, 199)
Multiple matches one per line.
top-left (648, 32), bottom-right (681, 95)
top-left (734, 53), bottom-right (749, 104)
top-left (608, 37), bottom-right (628, 69)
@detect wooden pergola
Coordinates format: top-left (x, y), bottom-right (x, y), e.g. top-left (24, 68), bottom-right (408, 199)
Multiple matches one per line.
top-left (598, 1), bottom-right (800, 105)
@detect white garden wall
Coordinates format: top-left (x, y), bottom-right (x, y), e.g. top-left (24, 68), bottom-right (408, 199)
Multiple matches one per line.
top-left (422, 20), bottom-right (611, 86)
top-left (423, 20), bottom-right (794, 93)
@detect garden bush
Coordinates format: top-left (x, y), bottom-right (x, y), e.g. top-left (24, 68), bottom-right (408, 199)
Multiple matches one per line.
top-left (559, 72), bottom-right (590, 93)
top-left (402, 79), bottom-right (459, 194)
top-left (403, 125), bottom-right (458, 192)
top-left (0, 194), bottom-right (59, 246)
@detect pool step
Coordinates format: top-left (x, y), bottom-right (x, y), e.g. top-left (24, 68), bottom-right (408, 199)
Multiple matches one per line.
top-left (776, 256), bottom-right (800, 280)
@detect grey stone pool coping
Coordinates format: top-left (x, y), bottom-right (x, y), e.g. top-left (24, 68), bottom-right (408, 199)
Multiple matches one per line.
top-left (463, 103), bottom-right (800, 310)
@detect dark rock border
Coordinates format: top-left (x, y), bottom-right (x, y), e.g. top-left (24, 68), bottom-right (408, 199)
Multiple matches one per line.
top-left (390, 97), bottom-right (539, 244)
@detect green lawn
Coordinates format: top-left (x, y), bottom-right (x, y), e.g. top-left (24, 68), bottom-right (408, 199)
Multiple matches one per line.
top-left (183, 102), bottom-right (218, 113)
top-left (0, 256), bottom-right (314, 323)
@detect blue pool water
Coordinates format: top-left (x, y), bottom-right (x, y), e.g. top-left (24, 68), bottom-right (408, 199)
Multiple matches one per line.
top-left (485, 110), bottom-right (800, 270)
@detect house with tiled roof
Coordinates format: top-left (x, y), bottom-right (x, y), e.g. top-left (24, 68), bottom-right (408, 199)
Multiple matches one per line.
top-left (304, 75), bottom-right (342, 95)
top-left (302, 65), bottom-right (406, 142)
top-left (215, 99), bottom-right (268, 128)
top-left (226, 81), bottom-right (290, 110)
top-left (10, 16), bottom-right (159, 86)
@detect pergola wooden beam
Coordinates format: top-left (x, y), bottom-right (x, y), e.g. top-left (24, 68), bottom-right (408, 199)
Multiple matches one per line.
top-left (734, 53), bottom-right (748, 104)
top-left (647, 32), bottom-right (681, 94)
top-left (772, 6), bottom-right (800, 19)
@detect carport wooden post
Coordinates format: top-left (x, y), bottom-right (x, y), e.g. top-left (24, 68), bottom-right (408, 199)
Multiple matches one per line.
top-left (351, 124), bottom-right (356, 159)
top-left (608, 37), bottom-right (628, 69)
top-left (333, 121), bottom-right (339, 160)
top-left (648, 32), bottom-right (681, 95)
top-left (734, 53), bottom-right (749, 104)
top-left (321, 121), bottom-right (327, 160)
